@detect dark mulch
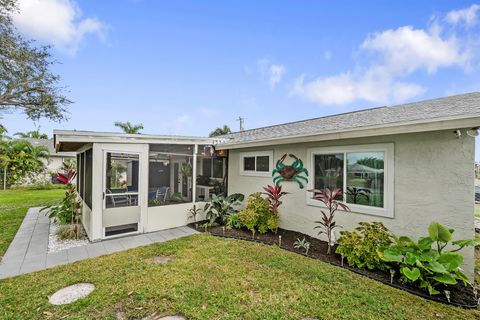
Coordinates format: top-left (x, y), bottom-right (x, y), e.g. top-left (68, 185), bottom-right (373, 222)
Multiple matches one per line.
top-left (188, 223), bottom-right (478, 309)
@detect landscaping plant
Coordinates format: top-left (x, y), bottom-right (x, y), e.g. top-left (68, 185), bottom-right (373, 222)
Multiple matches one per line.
top-left (336, 222), bottom-right (393, 271)
top-left (187, 204), bottom-right (201, 222)
top-left (293, 237), bottom-right (311, 255)
top-left (308, 187), bottom-right (350, 254)
top-left (41, 162), bottom-right (82, 238)
top-left (203, 193), bottom-right (244, 225)
top-left (262, 184), bottom-right (288, 215)
top-left (379, 222), bottom-right (480, 295)
top-left (237, 192), bottom-right (279, 238)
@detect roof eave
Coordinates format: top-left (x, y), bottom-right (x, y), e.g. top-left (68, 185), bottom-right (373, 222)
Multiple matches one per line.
top-left (216, 115), bottom-right (480, 149)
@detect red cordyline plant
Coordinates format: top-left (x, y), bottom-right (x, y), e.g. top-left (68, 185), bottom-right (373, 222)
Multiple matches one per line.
top-left (308, 187), bottom-right (350, 254)
top-left (57, 161), bottom-right (77, 186)
top-left (262, 185), bottom-right (288, 215)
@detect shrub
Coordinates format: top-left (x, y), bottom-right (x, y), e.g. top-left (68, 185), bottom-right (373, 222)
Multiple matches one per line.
top-left (379, 222), bottom-right (480, 295)
top-left (336, 222), bottom-right (393, 271)
top-left (308, 187), bottom-right (350, 254)
top-left (293, 237), bottom-right (311, 254)
top-left (237, 192), bottom-right (279, 238)
top-left (204, 193), bottom-right (244, 225)
top-left (56, 225), bottom-right (77, 240)
top-left (10, 183), bottom-right (66, 191)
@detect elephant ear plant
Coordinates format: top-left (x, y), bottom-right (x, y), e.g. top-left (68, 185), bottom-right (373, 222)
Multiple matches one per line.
top-left (308, 188), bottom-right (350, 254)
top-left (203, 193), bottom-right (244, 226)
top-left (379, 222), bottom-right (480, 295)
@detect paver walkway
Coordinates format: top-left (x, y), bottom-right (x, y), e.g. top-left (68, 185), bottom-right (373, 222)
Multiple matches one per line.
top-left (0, 207), bottom-right (198, 279)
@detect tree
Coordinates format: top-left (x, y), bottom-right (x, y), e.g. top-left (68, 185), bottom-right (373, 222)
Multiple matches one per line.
top-left (114, 121), bottom-right (144, 134)
top-left (0, 0), bottom-right (70, 126)
top-left (14, 129), bottom-right (49, 139)
top-left (209, 125), bottom-right (231, 137)
top-left (0, 138), bottom-right (49, 185)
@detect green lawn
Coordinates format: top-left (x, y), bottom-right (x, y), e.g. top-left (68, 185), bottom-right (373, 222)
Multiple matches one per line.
top-left (0, 234), bottom-right (479, 320)
top-left (0, 188), bottom-right (64, 257)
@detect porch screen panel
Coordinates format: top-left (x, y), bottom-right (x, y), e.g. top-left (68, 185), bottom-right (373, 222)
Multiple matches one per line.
top-left (105, 152), bottom-right (139, 208)
top-left (196, 145), bottom-right (227, 201)
top-left (84, 148), bottom-right (93, 208)
top-left (78, 153), bottom-right (84, 200)
top-left (148, 144), bottom-right (194, 207)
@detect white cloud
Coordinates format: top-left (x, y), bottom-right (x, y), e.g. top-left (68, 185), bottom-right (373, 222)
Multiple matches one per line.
top-left (268, 64), bottom-right (286, 89)
top-left (256, 58), bottom-right (286, 89)
top-left (13, 0), bottom-right (106, 55)
top-left (293, 15), bottom-right (472, 106)
top-left (446, 4), bottom-right (480, 27)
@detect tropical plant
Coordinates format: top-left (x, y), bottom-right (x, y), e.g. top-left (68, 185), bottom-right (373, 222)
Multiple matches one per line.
top-left (41, 163), bottom-right (82, 238)
top-left (187, 204), bottom-right (201, 222)
top-left (237, 192), bottom-right (279, 238)
top-left (204, 193), bottom-right (244, 225)
top-left (14, 129), bottom-right (49, 139)
top-left (293, 237), bottom-right (311, 255)
top-left (336, 222), bottom-right (393, 271)
top-left (262, 185), bottom-right (288, 215)
top-left (209, 125), bottom-right (232, 137)
top-left (308, 188), bottom-right (350, 254)
top-left (56, 225), bottom-right (77, 240)
top-left (0, 139), bottom-right (49, 185)
top-left (114, 121), bottom-right (144, 134)
top-left (0, 0), bottom-right (70, 122)
top-left (346, 186), bottom-right (371, 204)
top-left (379, 222), bottom-right (480, 295)
top-left (148, 198), bottom-right (164, 207)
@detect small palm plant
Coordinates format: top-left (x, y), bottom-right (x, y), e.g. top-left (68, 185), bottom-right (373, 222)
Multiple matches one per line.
top-left (308, 187), bottom-right (350, 254)
top-left (187, 204), bottom-right (201, 222)
top-left (293, 237), bottom-right (311, 255)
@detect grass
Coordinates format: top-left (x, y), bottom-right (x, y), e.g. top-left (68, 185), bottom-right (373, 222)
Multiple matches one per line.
top-left (0, 234), bottom-right (479, 320)
top-left (0, 188), bottom-right (64, 257)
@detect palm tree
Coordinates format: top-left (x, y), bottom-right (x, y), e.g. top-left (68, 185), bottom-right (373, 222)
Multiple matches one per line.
top-left (209, 125), bottom-right (232, 137)
top-left (14, 130), bottom-right (49, 139)
top-left (114, 121), bottom-right (144, 134)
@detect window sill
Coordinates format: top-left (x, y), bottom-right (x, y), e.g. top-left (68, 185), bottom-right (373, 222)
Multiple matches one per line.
top-left (306, 199), bottom-right (394, 218)
top-left (239, 171), bottom-right (272, 177)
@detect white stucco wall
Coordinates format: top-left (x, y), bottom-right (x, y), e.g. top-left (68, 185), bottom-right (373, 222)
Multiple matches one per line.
top-left (227, 130), bottom-right (476, 279)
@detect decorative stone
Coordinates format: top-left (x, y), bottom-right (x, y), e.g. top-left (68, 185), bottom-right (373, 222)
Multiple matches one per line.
top-left (48, 283), bottom-right (95, 305)
top-left (149, 256), bottom-right (173, 265)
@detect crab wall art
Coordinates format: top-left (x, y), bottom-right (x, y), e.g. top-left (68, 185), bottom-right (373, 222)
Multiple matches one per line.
top-left (272, 154), bottom-right (309, 189)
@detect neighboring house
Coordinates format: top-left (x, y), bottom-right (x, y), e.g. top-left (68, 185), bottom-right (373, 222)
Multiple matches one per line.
top-left (22, 138), bottom-right (76, 179)
top-left (54, 92), bottom-right (480, 279)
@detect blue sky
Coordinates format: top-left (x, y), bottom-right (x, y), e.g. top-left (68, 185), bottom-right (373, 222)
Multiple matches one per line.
top-left (4, 0), bottom-right (480, 160)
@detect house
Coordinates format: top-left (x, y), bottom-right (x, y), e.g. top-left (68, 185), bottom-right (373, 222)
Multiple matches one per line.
top-left (53, 92), bottom-right (480, 279)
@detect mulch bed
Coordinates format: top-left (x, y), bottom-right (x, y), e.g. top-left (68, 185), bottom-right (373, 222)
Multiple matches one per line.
top-left (188, 223), bottom-right (479, 309)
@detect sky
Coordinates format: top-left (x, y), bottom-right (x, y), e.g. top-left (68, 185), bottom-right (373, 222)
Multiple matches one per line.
top-left (3, 0), bottom-right (480, 160)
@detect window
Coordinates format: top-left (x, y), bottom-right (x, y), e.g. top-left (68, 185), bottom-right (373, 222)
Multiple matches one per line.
top-left (84, 149), bottom-right (92, 208)
top-left (239, 151), bottom-right (273, 177)
top-left (307, 144), bottom-right (393, 217)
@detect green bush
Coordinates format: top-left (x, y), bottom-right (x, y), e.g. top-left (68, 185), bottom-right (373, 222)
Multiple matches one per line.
top-left (10, 183), bottom-right (67, 191)
top-left (336, 222), bottom-right (393, 271)
top-left (237, 192), bottom-right (279, 238)
top-left (204, 193), bottom-right (244, 225)
top-left (379, 222), bottom-right (480, 295)
top-left (56, 225), bottom-right (77, 240)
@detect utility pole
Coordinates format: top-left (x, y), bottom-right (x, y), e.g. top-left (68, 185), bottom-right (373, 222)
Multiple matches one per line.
top-left (237, 116), bottom-right (245, 132)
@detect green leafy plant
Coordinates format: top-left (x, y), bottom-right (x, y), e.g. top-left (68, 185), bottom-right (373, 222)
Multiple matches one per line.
top-left (41, 162), bottom-right (82, 238)
top-left (293, 237), bottom-right (311, 254)
top-left (203, 193), bottom-right (244, 225)
top-left (336, 222), bottom-right (393, 271)
top-left (187, 204), bottom-right (201, 222)
top-left (237, 192), bottom-right (279, 239)
top-left (379, 222), bottom-right (480, 295)
top-left (308, 187), bottom-right (350, 254)
top-left (56, 225), bottom-right (77, 240)
top-left (148, 198), bottom-right (164, 207)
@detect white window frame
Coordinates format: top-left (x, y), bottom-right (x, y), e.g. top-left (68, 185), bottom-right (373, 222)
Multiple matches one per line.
top-left (306, 143), bottom-right (394, 218)
top-left (239, 150), bottom-right (274, 177)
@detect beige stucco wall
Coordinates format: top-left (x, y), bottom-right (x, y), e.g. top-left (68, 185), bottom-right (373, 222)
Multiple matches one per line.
top-left (227, 130), bottom-right (476, 279)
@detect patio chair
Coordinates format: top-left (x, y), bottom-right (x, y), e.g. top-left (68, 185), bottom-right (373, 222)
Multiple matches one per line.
top-left (156, 186), bottom-right (169, 202)
top-left (106, 189), bottom-right (129, 208)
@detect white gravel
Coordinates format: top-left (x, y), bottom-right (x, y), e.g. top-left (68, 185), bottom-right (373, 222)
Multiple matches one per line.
top-left (48, 220), bottom-right (89, 253)
top-left (49, 283), bottom-right (95, 305)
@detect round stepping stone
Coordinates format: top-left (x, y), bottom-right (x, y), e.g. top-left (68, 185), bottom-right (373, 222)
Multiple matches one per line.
top-left (49, 283), bottom-right (95, 305)
top-left (149, 255), bottom-right (173, 265)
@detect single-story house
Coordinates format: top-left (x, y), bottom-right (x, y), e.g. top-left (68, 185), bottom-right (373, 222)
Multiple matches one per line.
top-left (53, 92), bottom-right (480, 279)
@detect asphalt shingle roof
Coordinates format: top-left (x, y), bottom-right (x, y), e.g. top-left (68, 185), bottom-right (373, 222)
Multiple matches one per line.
top-left (219, 92), bottom-right (480, 145)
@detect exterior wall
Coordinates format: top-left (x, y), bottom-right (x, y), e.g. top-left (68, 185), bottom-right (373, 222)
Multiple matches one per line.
top-left (146, 202), bottom-right (206, 232)
top-left (227, 130), bottom-right (476, 279)
top-left (81, 201), bottom-right (93, 239)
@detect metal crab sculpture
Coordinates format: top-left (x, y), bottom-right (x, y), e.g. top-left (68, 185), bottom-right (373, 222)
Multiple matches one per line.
top-left (272, 154), bottom-right (309, 189)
